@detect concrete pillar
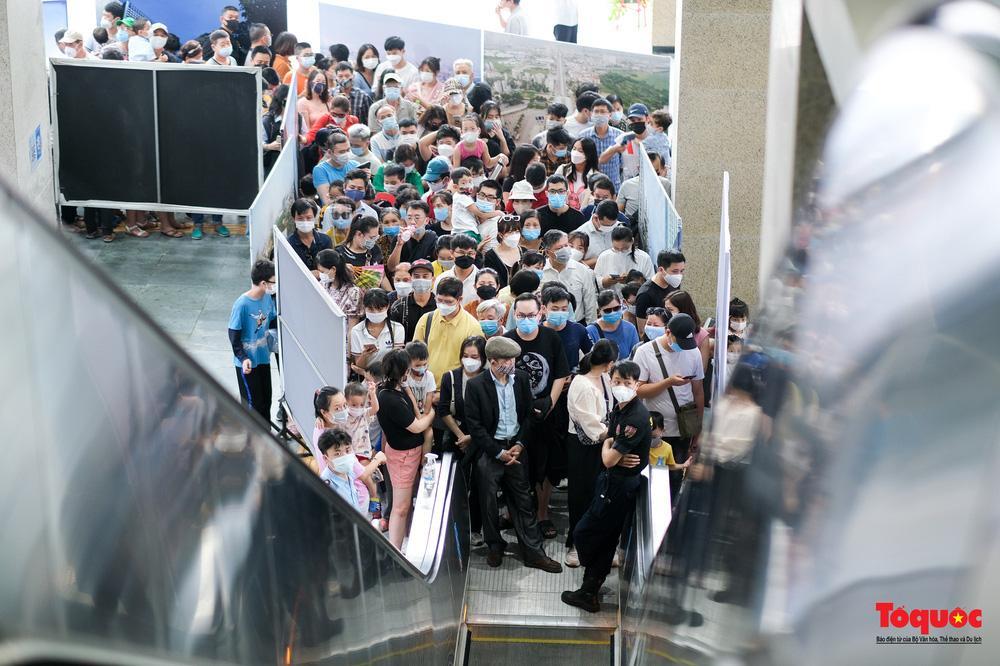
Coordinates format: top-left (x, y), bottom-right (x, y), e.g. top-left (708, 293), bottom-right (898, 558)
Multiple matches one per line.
top-left (652, 0), bottom-right (677, 54)
top-left (0, 1), bottom-right (54, 219)
top-left (671, 0), bottom-right (772, 311)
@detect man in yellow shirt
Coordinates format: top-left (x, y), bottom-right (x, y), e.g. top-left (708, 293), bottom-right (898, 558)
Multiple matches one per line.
top-left (414, 276), bottom-right (484, 380)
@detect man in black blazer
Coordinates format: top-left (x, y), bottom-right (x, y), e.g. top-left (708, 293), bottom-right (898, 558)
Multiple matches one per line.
top-left (465, 336), bottom-right (563, 572)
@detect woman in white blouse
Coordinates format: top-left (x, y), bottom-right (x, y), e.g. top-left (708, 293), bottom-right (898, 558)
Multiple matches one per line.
top-left (564, 338), bottom-right (618, 568)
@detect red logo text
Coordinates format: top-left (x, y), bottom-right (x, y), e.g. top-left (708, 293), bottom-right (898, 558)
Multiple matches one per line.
top-left (876, 602), bottom-right (983, 635)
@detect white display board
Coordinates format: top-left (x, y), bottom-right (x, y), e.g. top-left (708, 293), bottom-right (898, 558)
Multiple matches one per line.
top-left (713, 172), bottom-right (733, 399)
top-left (273, 228), bottom-right (349, 434)
top-left (638, 144), bottom-right (682, 259)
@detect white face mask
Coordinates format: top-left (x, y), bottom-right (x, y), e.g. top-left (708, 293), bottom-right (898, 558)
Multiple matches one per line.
top-left (331, 453), bottom-right (356, 475)
top-left (387, 53), bottom-right (402, 65)
top-left (437, 143), bottom-right (455, 158)
top-left (503, 232), bottom-right (521, 248)
top-left (449, 93), bottom-right (463, 105)
top-left (395, 281), bottom-right (413, 297)
top-left (319, 272), bottom-right (331, 286)
top-left (611, 385), bottom-right (636, 403)
top-left (151, 36), bottom-right (167, 49)
top-left (362, 56), bottom-right (379, 69)
top-left (295, 219), bottom-right (315, 233)
top-left (569, 248), bottom-right (584, 263)
top-left (366, 310), bottom-right (387, 323)
top-left (665, 273), bottom-right (683, 288)
top-left (570, 150), bottom-right (586, 165)
top-left (420, 71), bottom-right (435, 83)
top-left (63, 46), bottom-right (79, 58)
top-left (413, 278), bottom-right (433, 293)
top-left (348, 406), bottom-right (367, 418)
top-left (437, 302), bottom-right (458, 317)
top-left (265, 283), bottom-right (277, 295)
top-left (730, 320), bottom-right (747, 332)
top-left (462, 357), bottom-right (482, 373)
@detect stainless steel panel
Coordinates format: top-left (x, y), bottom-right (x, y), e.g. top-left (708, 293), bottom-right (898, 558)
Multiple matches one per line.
top-left (0, 178), bottom-right (469, 665)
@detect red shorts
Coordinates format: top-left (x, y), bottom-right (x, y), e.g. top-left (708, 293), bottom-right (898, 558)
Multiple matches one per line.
top-left (384, 444), bottom-right (422, 493)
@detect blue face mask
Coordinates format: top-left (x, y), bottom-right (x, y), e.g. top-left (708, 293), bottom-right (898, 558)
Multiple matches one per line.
top-left (516, 317), bottom-right (539, 336)
top-left (455, 74), bottom-right (470, 88)
top-left (334, 217), bottom-right (352, 230)
top-left (116, 30), bottom-right (129, 43)
top-left (644, 325), bottom-right (665, 340)
top-left (301, 55), bottom-right (316, 68)
top-left (400, 209), bottom-right (409, 221)
top-left (548, 193), bottom-right (568, 209)
top-left (384, 87), bottom-right (401, 101)
top-left (480, 320), bottom-right (499, 336)
top-left (381, 117), bottom-right (399, 132)
top-left (383, 225), bottom-right (400, 236)
top-left (346, 189), bottom-right (365, 202)
top-left (601, 310), bottom-right (623, 325)
top-left (546, 311), bottom-right (570, 327)
top-left (533, 269), bottom-right (544, 280)
top-left (350, 146), bottom-right (365, 156)
top-left (522, 228), bottom-right (540, 241)
top-left (476, 200), bottom-right (495, 213)
top-left (554, 148), bottom-right (568, 158)
top-left (669, 342), bottom-right (682, 352)
top-left (434, 207), bottom-right (449, 221)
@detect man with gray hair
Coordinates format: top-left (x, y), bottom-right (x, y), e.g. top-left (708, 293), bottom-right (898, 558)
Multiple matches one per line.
top-left (464, 336), bottom-right (563, 572)
top-left (453, 57), bottom-right (475, 95)
top-left (347, 123), bottom-right (382, 171)
top-left (476, 299), bottom-right (506, 338)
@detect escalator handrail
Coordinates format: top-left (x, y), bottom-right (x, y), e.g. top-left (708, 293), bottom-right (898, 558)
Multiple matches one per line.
top-left (3, 180), bottom-right (454, 586)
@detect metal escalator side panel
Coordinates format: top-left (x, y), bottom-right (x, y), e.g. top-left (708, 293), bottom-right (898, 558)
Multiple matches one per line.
top-left (0, 180), bottom-right (468, 665)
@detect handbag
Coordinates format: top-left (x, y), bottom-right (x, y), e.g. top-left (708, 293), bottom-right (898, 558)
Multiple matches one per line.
top-left (652, 342), bottom-right (703, 438)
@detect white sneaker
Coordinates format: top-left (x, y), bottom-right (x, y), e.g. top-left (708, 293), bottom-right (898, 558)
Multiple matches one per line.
top-left (564, 546), bottom-right (580, 568)
top-left (471, 531), bottom-right (485, 547)
top-left (612, 548), bottom-right (624, 568)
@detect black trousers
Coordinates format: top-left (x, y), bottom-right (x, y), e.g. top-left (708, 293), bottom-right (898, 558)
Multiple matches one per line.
top-left (553, 24), bottom-right (578, 43)
top-left (475, 443), bottom-right (545, 558)
top-left (236, 364), bottom-right (272, 424)
top-left (526, 394), bottom-right (568, 486)
top-left (565, 433), bottom-right (604, 548)
top-left (666, 435), bottom-right (691, 505)
top-left (574, 471), bottom-right (641, 583)
top-left (84, 208), bottom-right (116, 236)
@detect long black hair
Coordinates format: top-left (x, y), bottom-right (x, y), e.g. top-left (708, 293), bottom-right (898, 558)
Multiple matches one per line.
top-left (610, 225), bottom-right (637, 263)
top-left (314, 386), bottom-right (342, 419)
top-left (573, 136), bottom-right (599, 180)
top-left (579, 338), bottom-right (618, 374)
top-left (316, 248), bottom-right (354, 286)
top-left (459, 335), bottom-right (487, 370)
top-left (508, 144), bottom-right (539, 183)
top-left (380, 349), bottom-right (411, 390)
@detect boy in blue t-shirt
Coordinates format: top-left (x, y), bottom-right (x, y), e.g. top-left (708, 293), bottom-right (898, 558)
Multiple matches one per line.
top-left (228, 259), bottom-right (277, 422)
top-left (542, 286), bottom-right (592, 372)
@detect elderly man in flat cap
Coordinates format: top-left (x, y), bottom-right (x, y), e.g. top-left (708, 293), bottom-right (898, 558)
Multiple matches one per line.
top-left (464, 336), bottom-right (563, 572)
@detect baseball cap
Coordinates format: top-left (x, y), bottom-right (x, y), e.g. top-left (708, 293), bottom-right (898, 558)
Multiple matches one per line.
top-left (59, 29), bottom-right (84, 43)
top-left (373, 191), bottom-right (396, 205)
top-left (510, 180), bottom-right (535, 201)
top-left (666, 313), bottom-right (698, 350)
top-left (115, 17), bottom-right (135, 28)
top-left (424, 157), bottom-right (451, 182)
top-left (150, 22), bottom-right (169, 34)
top-left (409, 259), bottom-right (434, 275)
top-left (383, 71), bottom-right (402, 85)
top-left (627, 103), bottom-right (649, 118)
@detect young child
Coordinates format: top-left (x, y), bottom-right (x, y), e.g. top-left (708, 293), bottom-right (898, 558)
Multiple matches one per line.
top-left (431, 234), bottom-right (454, 276)
top-left (343, 380), bottom-right (379, 463)
top-left (449, 167), bottom-right (501, 243)
top-left (453, 114), bottom-right (507, 171)
top-left (648, 410), bottom-right (691, 506)
top-left (312, 386), bottom-right (348, 474)
top-left (317, 429), bottom-right (386, 517)
top-left (461, 156), bottom-right (486, 185)
top-left (405, 340), bottom-right (437, 452)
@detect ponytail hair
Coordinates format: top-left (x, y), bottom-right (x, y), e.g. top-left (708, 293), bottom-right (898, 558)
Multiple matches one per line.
top-left (578, 338), bottom-right (618, 374)
top-left (314, 386), bottom-right (342, 418)
top-left (610, 225), bottom-right (636, 263)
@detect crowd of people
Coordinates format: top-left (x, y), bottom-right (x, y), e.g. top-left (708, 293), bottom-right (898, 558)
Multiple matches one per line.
top-left (61, 2), bottom-right (748, 614)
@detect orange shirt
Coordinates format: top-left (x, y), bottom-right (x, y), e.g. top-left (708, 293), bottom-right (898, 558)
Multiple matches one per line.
top-left (273, 54), bottom-right (291, 80)
top-left (283, 68), bottom-right (311, 97)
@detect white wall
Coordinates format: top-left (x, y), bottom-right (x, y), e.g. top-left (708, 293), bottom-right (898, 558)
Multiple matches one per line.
top-left (0, 1), bottom-right (55, 219)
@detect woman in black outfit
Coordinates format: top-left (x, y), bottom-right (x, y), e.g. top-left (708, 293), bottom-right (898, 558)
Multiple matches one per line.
top-left (438, 336), bottom-right (488, 536)
top-left (483, 215), bottom-right (523, 288)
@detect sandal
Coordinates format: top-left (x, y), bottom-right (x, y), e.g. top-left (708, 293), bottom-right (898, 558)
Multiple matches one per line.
top-left (102, 233), bottom-right (116, 243)
top-left (125, 225), bottom-right (149, 238)
top-left (539, 520), bottom-right (557, 539)
top-left (160, 228), bottom-right (184, 238)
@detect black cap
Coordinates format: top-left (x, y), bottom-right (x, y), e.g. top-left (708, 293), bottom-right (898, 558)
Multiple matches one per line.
top-left (667, 313), bottom-right (697, 350)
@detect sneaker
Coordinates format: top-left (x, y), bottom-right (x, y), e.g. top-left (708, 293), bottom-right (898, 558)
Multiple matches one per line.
top-left (524, 554), bottom-right (563, 574)
top-left (612, 548), bottom-right (623, 568)
top-left (216, 224), bottom-right (231, 237)
top-left (102, 233), bottom-right (115, 243)
top-left (486, 550), bottom-right (504, 568)
top-left (191, 226), bottom-right (204, 240)
top-left (471, 532), bottom-right (485, 547)
top-left (564, 547), bottom-right (580, 568)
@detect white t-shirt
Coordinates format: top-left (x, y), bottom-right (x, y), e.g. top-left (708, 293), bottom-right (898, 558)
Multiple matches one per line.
top-left (555, 0), bottom-right (579, 25)
top-left (451, 192), bottom-right (479, 234)
top-left (562, 115), bottom-right (593, 140)
top-left (349, 319), bottom-right (406, 363)
top-left (507, 8), bottom-right (529, 35)
top-left (405, 370), bottom-right (437, 412)
top-left (435, 266), bottom-right (480, 305)
top-left (594, 247), bottom-right (655, 293)
top-left (632, 339), bottom-right (704, 437)
top-left (127, 36), bottom-right (155, 62)
top-left (369, 132), bottom-right (399, 163)
top-left (374, 60), bottom-right (420, 89)
top-left (575, 219), bottom-right (621, 260)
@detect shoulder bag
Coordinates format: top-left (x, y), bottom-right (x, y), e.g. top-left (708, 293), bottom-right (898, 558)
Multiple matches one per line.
top-left (652, 342), bottom-right (703, 438)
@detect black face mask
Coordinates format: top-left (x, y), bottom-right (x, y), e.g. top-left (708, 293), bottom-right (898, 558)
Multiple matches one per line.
top-left (225, 19), bottom-right (240, 32)
top-left (629, 121), bottom-right (646, 135)
top-left (476, 285), bottom-right (497, 300)
top-left (454, 255), bottom-right (475, 270)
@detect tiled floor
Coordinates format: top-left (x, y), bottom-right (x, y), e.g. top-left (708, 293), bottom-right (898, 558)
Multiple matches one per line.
top-left (64, 221), bottom-right (279, 404)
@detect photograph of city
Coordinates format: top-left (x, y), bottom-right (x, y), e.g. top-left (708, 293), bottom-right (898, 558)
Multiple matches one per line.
top-left (484, 31), bottom-right (671, 143)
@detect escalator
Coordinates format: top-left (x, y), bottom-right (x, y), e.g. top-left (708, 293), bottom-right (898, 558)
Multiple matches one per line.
top-left (0, 181), bottom-right (469, 665)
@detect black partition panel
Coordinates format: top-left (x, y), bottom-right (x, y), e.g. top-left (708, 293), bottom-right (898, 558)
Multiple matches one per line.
top-left (54, 65), bottom-right (158, 204)
top-left (51, 60), bottom-right (261, 213)
top-left (156, 68), bottom-right (261, 210)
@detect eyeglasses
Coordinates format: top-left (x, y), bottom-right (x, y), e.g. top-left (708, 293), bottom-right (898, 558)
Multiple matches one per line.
top-left (514, 312), bottom-right (539, 320)
top-left (600, 306), bottom-right (622, 315)
top-left (478, 193), bottom-right (499, 202)
top-left (498, 214), bottom-right (521, 223)
top-left (548, 188), bottom-right (568, 195)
